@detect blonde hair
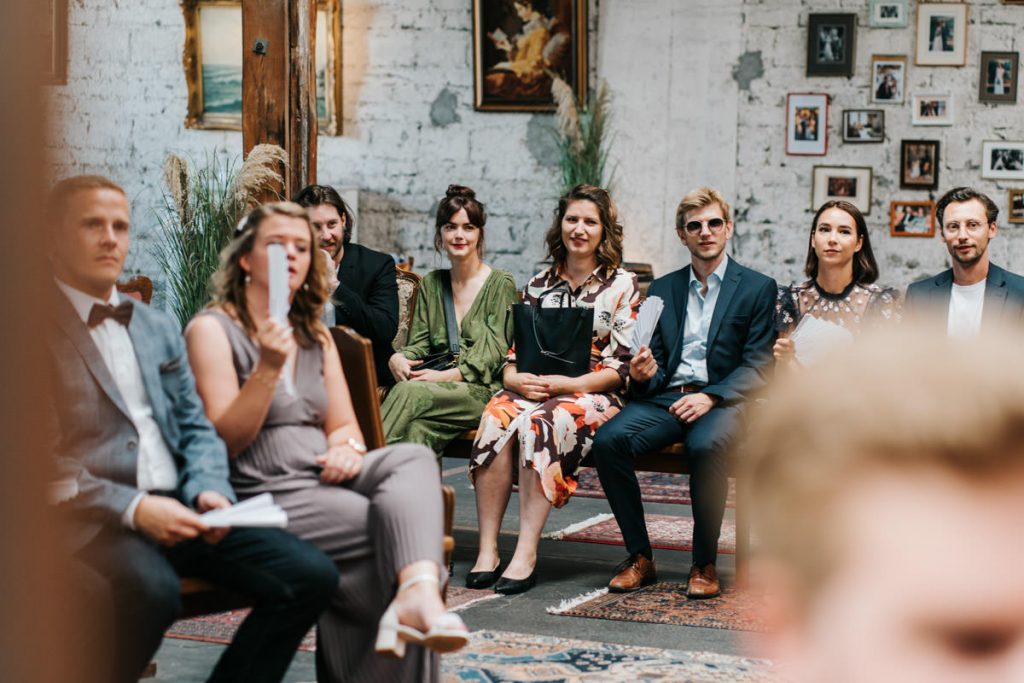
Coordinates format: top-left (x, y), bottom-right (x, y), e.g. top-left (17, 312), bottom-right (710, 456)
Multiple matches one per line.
top-left (674, 186), bottom-right (731, 230)
top-left (210, 202), bottom-right (329, 348)
top-left (744, 325), bottom-right (1024, 605)
top-left (49, 175), bottom-right (126, 224)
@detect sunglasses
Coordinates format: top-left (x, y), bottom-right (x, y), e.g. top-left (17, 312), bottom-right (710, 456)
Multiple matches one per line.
top-left (682, 218), bottom-right (727, 235)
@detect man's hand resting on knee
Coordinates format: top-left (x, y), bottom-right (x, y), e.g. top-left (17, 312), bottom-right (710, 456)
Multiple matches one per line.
top-left (669, 392), bottom-right (717, 424)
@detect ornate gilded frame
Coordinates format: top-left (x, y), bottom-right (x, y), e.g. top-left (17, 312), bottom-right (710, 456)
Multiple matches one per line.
top-left (181, 0), bottom-right (342, 134)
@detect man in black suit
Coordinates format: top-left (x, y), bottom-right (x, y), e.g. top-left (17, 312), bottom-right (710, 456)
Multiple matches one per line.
top-left (591, 187), bottom-right (776, 599)
top-left (48, 176), bottom-right (338, 683)
top-left (905, 187), bottom-right (1024, 334)
top-left (293, 184), bottom-right (399, 386)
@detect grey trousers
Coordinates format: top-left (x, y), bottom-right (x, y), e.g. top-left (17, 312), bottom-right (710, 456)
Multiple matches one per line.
top-left (273, 443), bottom-right (444, 683)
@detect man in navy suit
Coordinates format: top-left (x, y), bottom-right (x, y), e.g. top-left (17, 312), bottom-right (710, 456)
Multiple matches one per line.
top-left (905, 187), bottom-right (1024, 334)
top-left (293, 184), bottom-right (399, 386)
top-left (47, 176), bottom-right (338, 683)
top-left (591, 187), bottom-right (776, 598)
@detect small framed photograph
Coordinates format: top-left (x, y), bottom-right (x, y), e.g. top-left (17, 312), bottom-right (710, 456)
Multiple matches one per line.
top-left (915, 3), bottom-right (968, 67)
top-left (900, 140), bottom-right (940, 190)
top-left (843, 109), bottom-right (885, 143)
top-left (890, 200), bottom-right (936, 237)
top-left (979, 52), bottom-right (1019, 104)
top-left (870, 0), bottom-right (908, 28)
top-left (911, 94), bottom-right (954, 126)
top-left (811, 166), bottom-right (873, 215)
top-left (786, 93), bottom-right (828, 155)
top-left (871, 55), bottom-right (907, 104)
top-left (981, 141), bottom-right (1024, 180)
top-left (807, 13), bottom-right (857, 77)
top-left (1008, 190), bottom-right (1024, 225)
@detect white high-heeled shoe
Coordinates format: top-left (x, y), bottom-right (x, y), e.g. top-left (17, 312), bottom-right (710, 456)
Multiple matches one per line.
top-left (374, 573), bottom-right (470, 657)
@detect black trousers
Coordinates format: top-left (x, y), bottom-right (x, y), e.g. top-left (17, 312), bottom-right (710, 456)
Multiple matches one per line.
top-left (75, 525), bottom-right (338, 683)
top-left (591, 390), bottom-right (741, 567)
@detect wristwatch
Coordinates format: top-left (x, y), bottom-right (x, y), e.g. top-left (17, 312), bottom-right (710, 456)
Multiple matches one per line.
top-left (346, 437), bottom-right (368, 455)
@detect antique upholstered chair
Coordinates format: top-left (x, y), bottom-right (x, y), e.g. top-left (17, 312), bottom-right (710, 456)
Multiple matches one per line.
top-left (392, 268), bottom-right (422, 352)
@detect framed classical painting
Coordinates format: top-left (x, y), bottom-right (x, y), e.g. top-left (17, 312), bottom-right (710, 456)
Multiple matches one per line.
top-left (915, 3), bottom-right (967, 67)
top-left (473, 0), bottom-right (587, 112)
top-left (182, 0), bottom-right (342, 133)
top-left (42, 0), bottom-right (68, 85)
top-left (806, 13), bottom-right (856, 77)
top-left (890, 200), bottom-right (936, 237)
top-left (871, 55), bottom-right (906, 104)
top-left (786, 93), bottom-right (828, 156)
top-left (911, 94), bottom-right (953, 126)
top-left (1008, 189), bottom-right (1024, 224)
top-left (843, 109), bottom-right (884, 143)
top-left (981, 141), bottom-right (1024, 180)
top-left (900, 140), bottom-right (940, 190)
top-left (979, 52), bottom-right (1019, 104)
top-left (869, 0), bottom-right (908, 28)
top-left (811, 166), bottom-right (873, 214)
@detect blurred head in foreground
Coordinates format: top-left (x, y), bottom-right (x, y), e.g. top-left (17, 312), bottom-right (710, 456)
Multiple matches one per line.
top-left (746, 324), bottom-right (1024, 682)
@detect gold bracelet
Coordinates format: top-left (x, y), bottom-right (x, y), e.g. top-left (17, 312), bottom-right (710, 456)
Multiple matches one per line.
top-left (250, 368), bottom-right (278, 390)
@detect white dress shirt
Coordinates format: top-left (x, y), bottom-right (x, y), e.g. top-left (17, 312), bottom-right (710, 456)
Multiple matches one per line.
top-left (668, 255), bottom-right (730, 388)
top-left (56, 279), bottom-right (178, 527)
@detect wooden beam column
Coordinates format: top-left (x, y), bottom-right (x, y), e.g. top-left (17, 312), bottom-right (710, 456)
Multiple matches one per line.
top-left (242, 0), bottom-right (317, 197)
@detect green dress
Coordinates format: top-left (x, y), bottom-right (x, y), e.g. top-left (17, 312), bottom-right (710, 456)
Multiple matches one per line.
top-left (381, 268), bottom-right (518, 456)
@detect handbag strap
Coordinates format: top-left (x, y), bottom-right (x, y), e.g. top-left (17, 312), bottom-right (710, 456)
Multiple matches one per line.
top-left (439, 270), bottom-right (461, 356)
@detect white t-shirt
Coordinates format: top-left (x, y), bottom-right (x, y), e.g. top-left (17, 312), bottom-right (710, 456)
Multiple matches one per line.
top-left (947, 280), bottom-right (986, 337)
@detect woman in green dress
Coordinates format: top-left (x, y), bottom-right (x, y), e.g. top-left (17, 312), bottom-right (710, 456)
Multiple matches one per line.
top-left (382, 185), bottom-right (518, 458)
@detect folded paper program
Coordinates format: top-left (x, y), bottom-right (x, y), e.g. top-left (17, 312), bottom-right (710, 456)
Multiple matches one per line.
top-left (200, 492), bottom-right (289, 528)
top-left (631, 295), bottom-right (664, 353)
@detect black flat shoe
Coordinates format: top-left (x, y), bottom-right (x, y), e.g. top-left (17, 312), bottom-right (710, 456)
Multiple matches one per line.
top-left (493, 571), bottom-right (537, 595)
top-left (465, 562), bottom-right (502, 589)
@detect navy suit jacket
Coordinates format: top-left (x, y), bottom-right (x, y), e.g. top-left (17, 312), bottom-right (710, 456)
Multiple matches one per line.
top-left (333, 243), bottom-right (399, 386)
top-left (904, 263), bottom-right (1024, 327)
top-left (634, 258), bottom-right (777, 406)
top-left (48, 289), bottom-right (236, 550)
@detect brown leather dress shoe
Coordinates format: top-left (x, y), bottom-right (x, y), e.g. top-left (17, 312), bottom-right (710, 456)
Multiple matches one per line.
top-left (686, 563), bottom-right (720, 599)
top-left (608, 554), bottom-right (657, 593)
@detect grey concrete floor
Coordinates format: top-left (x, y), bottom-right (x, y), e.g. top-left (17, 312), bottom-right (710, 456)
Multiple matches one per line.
top-left (152, 458), bottom-right (739, 681)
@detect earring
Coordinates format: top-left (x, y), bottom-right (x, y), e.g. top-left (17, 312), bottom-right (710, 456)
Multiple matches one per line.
top-left (245, 274), bottom-right (252, 284)
top-left (302, 282), bottom-right (309, 291)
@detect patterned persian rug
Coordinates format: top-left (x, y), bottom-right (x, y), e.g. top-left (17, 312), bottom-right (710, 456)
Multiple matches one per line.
top-left (547, 582), bottom-right (767, 633)
top-left (572, 467), bottom-right (737, 508)
top-left (165, 586), bottom-right (498, 651)
top-left (544, 513), bottom-right (737, 554)
top-left (441, 629), bottom-right (777, 681)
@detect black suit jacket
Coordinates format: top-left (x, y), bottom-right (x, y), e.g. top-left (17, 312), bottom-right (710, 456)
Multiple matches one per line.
top-left (333, 243), bottom-right (399, 386)
top-left (635, 258), bottom-right (777, 406)
top-left (904, 263), bottom-right (1024, 327)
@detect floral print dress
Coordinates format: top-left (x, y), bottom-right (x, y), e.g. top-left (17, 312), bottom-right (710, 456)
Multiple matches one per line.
top-left (469, 265), bottom-right (639, 507)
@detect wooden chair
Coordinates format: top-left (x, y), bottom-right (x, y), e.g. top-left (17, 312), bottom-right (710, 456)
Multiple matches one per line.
top-left (332, 326), bottom-right (456, 583)
top-left (116, 275), bottom-right (153, 304)
top-left (396, 256), bottom-right (415, 272)
top-left (392, 268), bottom-right (422, 352)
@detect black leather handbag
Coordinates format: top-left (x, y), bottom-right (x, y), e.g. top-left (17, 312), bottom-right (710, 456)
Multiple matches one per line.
top-left (417, 270), bottom-right (460, 371)
top-left (512, 283), bottom-right (593, 377)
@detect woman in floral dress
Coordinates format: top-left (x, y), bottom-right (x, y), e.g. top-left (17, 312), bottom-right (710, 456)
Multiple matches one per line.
top-left (467, 184), bottom-right (639, 594)
top-left (775, 200), bottom-right (900, 366)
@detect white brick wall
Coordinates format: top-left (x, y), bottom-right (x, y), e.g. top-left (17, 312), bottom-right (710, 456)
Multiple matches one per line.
top-left (47, 0), bottom-right (1024, 297)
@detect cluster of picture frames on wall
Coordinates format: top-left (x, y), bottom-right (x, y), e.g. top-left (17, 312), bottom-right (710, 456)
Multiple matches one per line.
top-left (789, 1), bottom-right (1024, 238)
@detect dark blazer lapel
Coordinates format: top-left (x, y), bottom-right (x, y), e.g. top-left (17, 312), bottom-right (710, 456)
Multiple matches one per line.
top-left (983, 264), bottom-right (1010, 324)
top-left (932, 270), bottom-right (954, 314)
top-left (667, 266), bottom-right (690, 358)
top-left (52, 290), bottom-right (132, 421)
top-left (335, 244), bottom-right (358, 295)
top-left (706, 259), bottom-right (742, 349)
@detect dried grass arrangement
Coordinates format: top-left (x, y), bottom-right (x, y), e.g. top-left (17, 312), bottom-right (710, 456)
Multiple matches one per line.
top-left (153, 144), bottom-right (286, 328)
top-left (551, 77), bottom-right (614, 195)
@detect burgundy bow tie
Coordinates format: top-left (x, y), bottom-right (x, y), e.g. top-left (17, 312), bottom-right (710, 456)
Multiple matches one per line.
top-left (87, 301), bottom-right (134, 328)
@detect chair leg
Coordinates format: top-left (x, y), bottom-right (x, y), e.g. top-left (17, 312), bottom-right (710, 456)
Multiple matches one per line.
top-left (442, 485), bottom-right (455, 600)
top-left (140, 661), bottom-right (157, 679)
top-left (734, 475), bottom-right (748, 589)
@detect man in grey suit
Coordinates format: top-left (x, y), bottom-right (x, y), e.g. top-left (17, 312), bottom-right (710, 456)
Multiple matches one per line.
top-left (905, 187), bottom-right (1024, 334)
top-left (47, 175), bottom-right (338, 683)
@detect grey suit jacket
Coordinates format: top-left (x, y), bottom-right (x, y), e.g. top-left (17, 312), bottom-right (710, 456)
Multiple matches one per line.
top-left (904, 263), bottom-right (1024, 328)
top-left (48, 289), bottom-right (235, 549)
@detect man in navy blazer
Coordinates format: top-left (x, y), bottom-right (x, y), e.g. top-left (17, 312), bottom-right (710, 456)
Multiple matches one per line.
top-left (47, 176), bottom-right (337, 683)
top-left (905, 187), bottom-right (1024, 334)
top-left (591, 187), bottom-right (776, 598)
top-left (293, 184), bottom-right (400, 386)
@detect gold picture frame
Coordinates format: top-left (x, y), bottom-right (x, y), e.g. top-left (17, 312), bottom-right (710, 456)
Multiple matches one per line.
top-left (472, 0), bottom-right (588, 112)
top-left (43, 0), bottom-right (68, 85)
top-left (181, 0), bottom-right (342, 134)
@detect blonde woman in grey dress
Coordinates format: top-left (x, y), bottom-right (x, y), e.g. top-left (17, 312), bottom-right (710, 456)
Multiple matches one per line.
top-left (186, 203), bottom-right (467, 683)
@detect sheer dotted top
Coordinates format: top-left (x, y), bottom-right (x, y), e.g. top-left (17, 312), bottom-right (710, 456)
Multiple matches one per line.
top-left (775, 279), bottom-right (902, 334)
